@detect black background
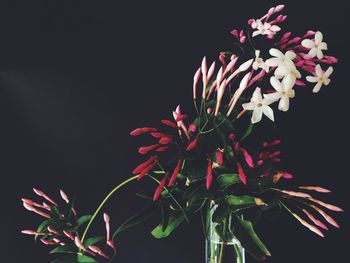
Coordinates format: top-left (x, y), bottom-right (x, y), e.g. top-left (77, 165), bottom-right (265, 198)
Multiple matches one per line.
top-left (0, 0), bottom-right (349, 262)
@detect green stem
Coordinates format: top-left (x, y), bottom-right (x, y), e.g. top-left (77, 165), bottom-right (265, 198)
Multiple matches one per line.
top-left (234, 243), bottom-right (243, 263)
top-left (218, 242), bottom-right (226, 263)
top-left (80, 175), bottom-right (139, 244)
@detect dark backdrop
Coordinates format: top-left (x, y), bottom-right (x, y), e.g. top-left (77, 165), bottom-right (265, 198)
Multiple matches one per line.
top-left (0, 0), bottom-right (349, 262)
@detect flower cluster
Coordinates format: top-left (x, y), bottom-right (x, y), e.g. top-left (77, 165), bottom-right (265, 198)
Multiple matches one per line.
top-left (22, 4), bottom-right (342, 262)
top-left (22, 188), bottom-right (115, 262)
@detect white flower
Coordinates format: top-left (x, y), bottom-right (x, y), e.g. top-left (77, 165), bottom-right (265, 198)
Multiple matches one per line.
top-left (265, 76), bottom-right (296, 112)
top-left (306, 64), bottom-right (333, 93)
top-left (266, 49), bottom-right (300, 79)
top-left (252, 50), bottom-right (269, 72)
top-left (251, 19), bottom-right (281, 37)
top-left (301, 31), bottom-right (328, 59)
top-left (242, 87), bottom-right (274, 123)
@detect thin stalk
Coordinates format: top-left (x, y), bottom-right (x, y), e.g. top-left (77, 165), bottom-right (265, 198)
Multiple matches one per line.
top-left (234, 243), bottom-right (243, 263)
top-left (218, 242), bottom-right (226, 263)
top-left (80, 175), bottom-right (139, 244)
top-left (148, 175), bottom-right (189, 223)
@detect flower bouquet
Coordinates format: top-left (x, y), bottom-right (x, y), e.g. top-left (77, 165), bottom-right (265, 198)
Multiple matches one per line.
top-left (21, 4), bottom-right (342, 263)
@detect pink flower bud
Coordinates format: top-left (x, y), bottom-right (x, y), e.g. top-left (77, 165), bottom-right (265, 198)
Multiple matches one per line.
top-left (33, 188), bottom-right (58, 206)
top-left (104, 213), bottom-right (111, 242)
top-left (230, 29), bottom-right (239, 38)
top-left (302, 209), bottom-right (329, 231)
top-left (207, 61), bottom-right (216, 81)
top-left (48, 226), bottom-right (60, 235)
top-left (60, 190), bottom-right (70, 204)
top-left (63, 230), bottom-right (75, 241)
top-left (21, 230), bottom-right (43, 236)
top-left (311, 205), bottom-right (340, 228)
top-left (189, 124), bottom-right (197, 133)
top-left (193, 67), bottom-right (201, 99)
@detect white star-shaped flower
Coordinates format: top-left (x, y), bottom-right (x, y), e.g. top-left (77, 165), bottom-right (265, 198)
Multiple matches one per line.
top-left (252, 50), bottom-right (269, 72)
top-left (265, 76), bottom-right (296, 112)
top-left (306, 64), bottom-right (333, 93)
top-left (251, 19), bottom-right (281, 37)
top-left (301, 31), bottom-right (328, 59)
top-left (266, 48), bottom-right (299, 79)
top-left (242, 87), bottom-right (274, 124)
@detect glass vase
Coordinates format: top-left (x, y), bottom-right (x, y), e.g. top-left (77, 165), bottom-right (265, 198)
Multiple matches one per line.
top-left (205, 203), bottom-right (245, 263)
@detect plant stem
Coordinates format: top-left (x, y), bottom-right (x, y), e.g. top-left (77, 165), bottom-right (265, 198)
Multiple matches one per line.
top-left (234, 243), bottom-right (243, 263)
top-left (218, 242), bottom-right (226, 263)
top-left (80, 175), bottom-right (139, 244)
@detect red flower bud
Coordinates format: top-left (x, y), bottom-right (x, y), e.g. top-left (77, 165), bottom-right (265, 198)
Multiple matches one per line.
top-left (168, 160), bottom-right (183, 187)
top-left (153, 175), bottom-right (168, 201)
top-left (237, 163), bottom-right (247, 185)
top-left (216, 149), bottom-right (224, 165)
top-left (156, 146), bottom-right (169, 152)
top-left (206, 159), bottom-right (213, 190)
top-left (186, 138), bottom-right (199, 151)
top-left (159, 136), bottom-right (172, 145)
top-left (138, 162), bottom-right (157, 180)
top-left (138, 144), bottom-right (159, 155)
top-left (150, 132), bottom-right (167, 138)
top-left (161, 119), bottom-right (178, 128)
top-left (130, 127), bottom-right (157, 136)
top-left (241, 148), bottom-right (254, 168)
top-left (133, 155), bottom-right (158, 174)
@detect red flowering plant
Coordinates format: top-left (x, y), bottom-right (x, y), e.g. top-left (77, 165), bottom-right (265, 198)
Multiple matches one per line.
top-left (22, 4), bottom-right (342, 263)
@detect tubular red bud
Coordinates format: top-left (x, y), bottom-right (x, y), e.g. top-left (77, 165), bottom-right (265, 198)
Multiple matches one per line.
top-left (138, 144), bottom-right (159, 155)
top-left (216, 149), bottom-right (224, 165)
top-left (159, 136), bottom-right (172, 145)
top-left (241, 148), bottom-right (254, 168)
top-left (186, 137), bottom-right (199, 151)
top-left (168, 160), bottom-right (183, 187)
top-left (133, 155), bottom-right (158, 174)
top-left (130, 127), bottom-right (157, 136)
top-left (206, 159), bottom-right (213, 190)
top-left (138, 162), bottom-right (157, 180)
top-left (153, 175), bottom-right (167, 201)
top-left (237, 163), bottom-right (247, 185)
top-left (156, 146), bottom-right (169, 152)
top-left (161, 119), bottom-right (178, 128)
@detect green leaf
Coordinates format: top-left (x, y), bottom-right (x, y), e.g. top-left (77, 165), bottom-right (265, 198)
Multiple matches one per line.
top-left (50, 245), bottom-right (77, 254)
top-left (83, 236), bottom-right (104, 247)
top-left (50, 255), bottom-right (76, 263)
top-left (161, 203), bottom-right (170, 231)
top-left (50, 206), bottom-right (62, 219)
top-left (76, 215), bottom-right (92, 227)
top-left (217, 173), bottom-right (240, 188)
top-left (226, 195), bottom-right (260, 212)
top-left (113, 205), bottom-right (157, 237)
top-left (151, 213), bottom-right (185, 239)
top-left (232, 216), bottom-right (271, 260)
top-left (35, 219), bottom-right (55, 240)
top-left (77, 255), bottom-right (98, 263)
top-left (240, 121), bottom-right (253, 141)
